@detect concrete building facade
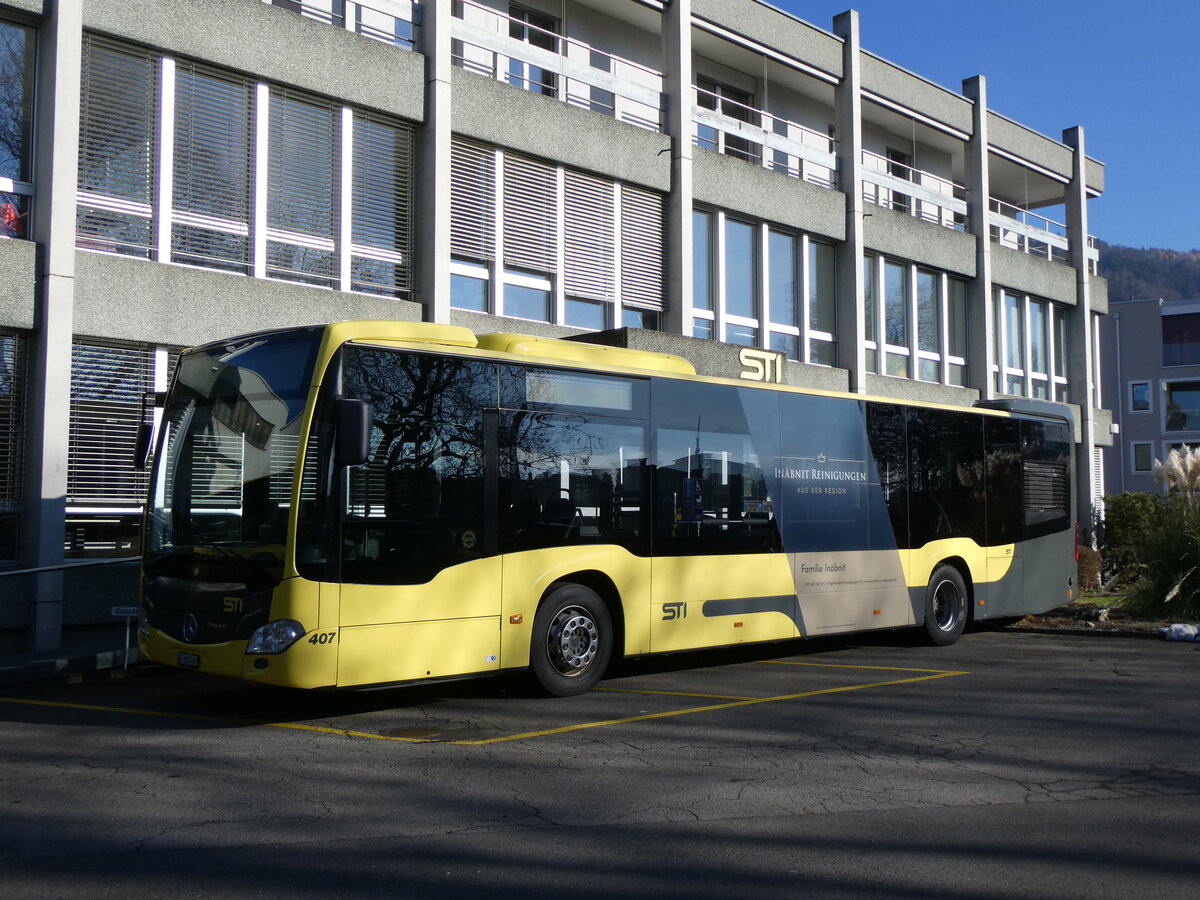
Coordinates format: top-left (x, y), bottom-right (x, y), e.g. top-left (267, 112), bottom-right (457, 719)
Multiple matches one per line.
top-left (0, 0), bottom-right (1109, 652)
top-left (1100, 297), bottom-right (1200, 496)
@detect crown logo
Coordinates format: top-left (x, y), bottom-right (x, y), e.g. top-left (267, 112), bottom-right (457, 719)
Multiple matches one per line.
top-left (817, 453), bottom-right (826, 463)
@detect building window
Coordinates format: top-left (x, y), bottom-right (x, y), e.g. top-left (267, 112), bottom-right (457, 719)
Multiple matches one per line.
top-left (450, 258), bottom-right (489, 312)
top-left (993, 289), bottom-right (1068, 401)
top-left (449, 137), bottom-right (664, 327)
top-left (77, 36), bottom-right (158, 257)
top-left (172, 62), bottom-right (253, 273)
top-left (502, 268), bottom-right (552, 322)
top-left (724, 218), bottom-right (757, 321)
top-left (1162, 312), bottom-right (1200, 366)
top-left (1131, 442), bottom-right (1152, 473)
top-left (864, 254), bottom-right (966, 385)
top-left (77, 36), bottom-right (416, 297)
top-left (808, 240), bottom-right (836, 365)
top-left (507, 4), bottom-right (559, 97)
top-left (1164, 381), bottom-right (1200, 432)
top-left (0, 18), bottom-right (36, 238)
top-left (1129, 381), bottom-right (1152, 414)
top-left (0, 331), bottom-right (25, 561)
top-left (66, 340), bottom-right (177, 558)
top-left (694, 209), bottom-right (836, 361)
top-left (695, 76), bottom-right (761, 164)
top-left (883, 260), bottom-right (909, 376)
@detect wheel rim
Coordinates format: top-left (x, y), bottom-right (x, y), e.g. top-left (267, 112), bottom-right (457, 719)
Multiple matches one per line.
top-left (546, 605), bottom-right (599, 677)
top-left (931, 578), bottom-right (964, 632)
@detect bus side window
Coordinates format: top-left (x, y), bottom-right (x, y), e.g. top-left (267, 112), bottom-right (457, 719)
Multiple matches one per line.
top-left (498, 410), bottom-right (648, 554)
top-left (907, 408), bottom-right (986, 547)
top-left (985, 417), bottom-right (1023, 545)
top-left (652, 381), bottom-right (781, 556)
top-left (338, 349), bottom-right (498, 586)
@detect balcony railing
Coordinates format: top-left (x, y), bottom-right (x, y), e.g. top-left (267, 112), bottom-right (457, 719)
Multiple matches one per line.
top-left (692, 86), bottom-right (837, 189)
top-left (861, 150), bottom-right (966, 231)
top-left (451, 0), bottom-right (665, 132)
top-left (989, 199), bottom-right (1069, 264)
top-left (267, 0), bottom-right (420, 50)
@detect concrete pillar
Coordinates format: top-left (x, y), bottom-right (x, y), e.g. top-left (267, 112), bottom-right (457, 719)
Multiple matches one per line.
top-left (833, 11), bottom-right (865, 392)
top-left (24, 0), bottom-right (83, 650)
top-left (662, 0), bottom-right (693, 336)
top-left (963, 76), bottom-right (995, 400)
top-left (420, 0), bottom-right (452, 323)
top-left (1063, 125), bottom-right (1098, 540)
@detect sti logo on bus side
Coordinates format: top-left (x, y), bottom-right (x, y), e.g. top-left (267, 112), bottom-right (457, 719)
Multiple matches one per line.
top-left (739, 348), bottom-right (785, 384)
top-left (662, 602), bottom-right (687, 621)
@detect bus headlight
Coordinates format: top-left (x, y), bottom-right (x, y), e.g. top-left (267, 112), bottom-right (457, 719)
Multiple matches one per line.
top-left (246, 620), bottom-right (305, 655)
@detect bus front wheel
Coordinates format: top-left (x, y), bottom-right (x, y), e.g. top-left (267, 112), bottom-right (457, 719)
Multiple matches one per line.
top-left (923, 564), bottom-right (968, 646)
top-left (530, 582), bottom-right (613, 697)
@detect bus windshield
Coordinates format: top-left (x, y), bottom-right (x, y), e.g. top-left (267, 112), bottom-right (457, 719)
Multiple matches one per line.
top-left (143, 328), bottom-right (321, 585)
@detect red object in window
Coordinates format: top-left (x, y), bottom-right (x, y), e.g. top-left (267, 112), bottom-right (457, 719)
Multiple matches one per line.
top-left (1, 201), bottom-right (22, 238)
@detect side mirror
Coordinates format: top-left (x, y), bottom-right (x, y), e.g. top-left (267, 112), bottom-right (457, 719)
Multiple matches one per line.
top-left (335, 398), bottom-right (373, 467)
top-left (133, 390), bottom-right (166, 470)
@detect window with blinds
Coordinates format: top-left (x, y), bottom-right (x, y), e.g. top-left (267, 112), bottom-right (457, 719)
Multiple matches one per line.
top-left (620, 184), bottom-right (665, 309)
top-left (0, 332), bottom-right (25, 562)
top-left (502, 152), bottom-right (558, 275)
top-left (267, 88), bottom-right (338, 287)
top-left (76, 36), bottom-right (158, 257)
top-left (66, 341), bottom-right (177, 556)
top-left (173, 62), bottom-right (254, 272)
top-left (564, 170), bottom-right (616, 302)
top-left (351, 111), bottom-right (415, 297)
top-left (450, 138), bottom-right (496, 262)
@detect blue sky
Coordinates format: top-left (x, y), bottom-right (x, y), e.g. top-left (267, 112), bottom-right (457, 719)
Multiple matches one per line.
top-left (769, 0), bottom-right (1200, 252)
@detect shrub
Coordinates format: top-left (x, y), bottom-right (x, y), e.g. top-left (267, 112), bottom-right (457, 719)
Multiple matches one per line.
top-left (1076, 545), bottom-right (1101, 594)
top-left (1101, 491), bottom-right (1159, 587)
top-left (1105, 447), bottom-right (1200, 619)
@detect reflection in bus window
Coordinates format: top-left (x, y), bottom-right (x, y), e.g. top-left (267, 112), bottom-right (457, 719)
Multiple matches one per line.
top-left (339, 349), bottom-right (496, 585)
top-left (500, 411), bottom-right (647, 554)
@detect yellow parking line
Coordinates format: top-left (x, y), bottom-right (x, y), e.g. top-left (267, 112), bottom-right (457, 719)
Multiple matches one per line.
top-left (594, 686), bottom-right (758, 701)
top-left (454, 670), bottom-right (968, 745)
top-left (762, 660), bottom-right (970, 675)
top-left (0, 665), bottom-right (969, 745)
top-left (0, 695), bottom-right (432, 743)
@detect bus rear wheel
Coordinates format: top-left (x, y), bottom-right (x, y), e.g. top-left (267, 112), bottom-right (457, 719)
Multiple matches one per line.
top-left (924, 564), bottom-right (968, 646)
top-left (530, 583), bottom-right (612, 697)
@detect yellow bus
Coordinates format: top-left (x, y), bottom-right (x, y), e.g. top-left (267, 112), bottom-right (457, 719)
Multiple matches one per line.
top-left (138, 320), bottom-right (1076, 696)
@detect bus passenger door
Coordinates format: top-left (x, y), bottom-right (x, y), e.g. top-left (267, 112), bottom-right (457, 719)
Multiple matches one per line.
top-left (332, 349), bottom-right (504, 688)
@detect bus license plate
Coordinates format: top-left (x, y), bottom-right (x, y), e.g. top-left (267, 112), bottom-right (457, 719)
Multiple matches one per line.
top-left (177, 652), bottom-right (200, 668)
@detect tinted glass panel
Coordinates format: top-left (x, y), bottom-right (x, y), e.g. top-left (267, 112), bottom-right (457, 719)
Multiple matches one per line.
top-left (985, 417), bottom-right (1023, 545)
top-left (866, 403), bottom-right (908, 548)
top-left (653, 380), bottom-right (780, 556)
top-left (339, 350), bottom-right (496, 585)
top-left (499, 411), bottom-right (647, 554)
top-left (907, 408), bottom-right (986, 547)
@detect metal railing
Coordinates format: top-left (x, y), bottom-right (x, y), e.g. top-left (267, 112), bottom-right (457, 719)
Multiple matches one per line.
top-left (692, 85), bottom-right (838, 189)
top-left (267, 0), bottom-right (420, 52)
top-left (451, 0), bottom-right (665, 132)
top-left (861, 150), bottom-right (967, 231)
top-left (988, 198), bottom-right (1069, 264)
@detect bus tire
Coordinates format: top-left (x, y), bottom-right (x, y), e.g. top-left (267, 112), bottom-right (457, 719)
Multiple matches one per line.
top-left (530, 582), bottom-right (613, 697)
top-left (923, 564), bottom-right (968, 646)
